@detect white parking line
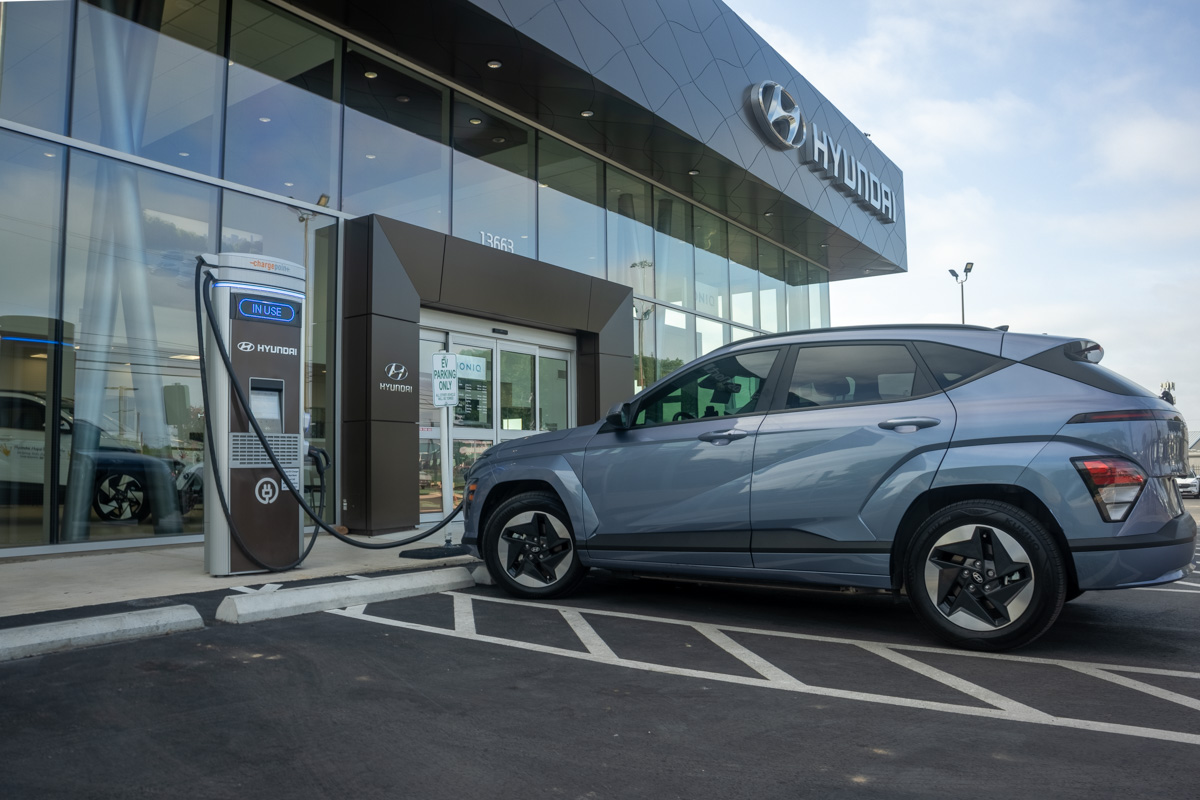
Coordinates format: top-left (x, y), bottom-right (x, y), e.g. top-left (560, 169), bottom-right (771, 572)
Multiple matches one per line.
top-left (327, 592), bottom-right (1200, 746)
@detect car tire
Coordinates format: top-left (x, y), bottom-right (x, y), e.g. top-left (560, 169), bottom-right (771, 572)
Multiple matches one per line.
top-left (93, 472), bottom-right (152, 523)
top-left (904, 500), bottom-right (1066, 651)
top-left (482, 491), bottom-right (587, 599)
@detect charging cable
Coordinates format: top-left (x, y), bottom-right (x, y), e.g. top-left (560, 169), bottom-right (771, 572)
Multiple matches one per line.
top-left (195, 259), bottom-right (462, 572)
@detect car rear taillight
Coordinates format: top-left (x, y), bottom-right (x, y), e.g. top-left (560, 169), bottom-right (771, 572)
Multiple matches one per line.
top-left (1072, 457), bottom-right (1146, 522)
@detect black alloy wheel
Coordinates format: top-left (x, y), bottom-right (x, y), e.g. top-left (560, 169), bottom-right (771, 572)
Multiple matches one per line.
top-left (905, 500), bottom-right (1066, 651)
top-left (483, 491), bottom-right (587, 599)
top-left (93, 472), bottom-right (152, 522)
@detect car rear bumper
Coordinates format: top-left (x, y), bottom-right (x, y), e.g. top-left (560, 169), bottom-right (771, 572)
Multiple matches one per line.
top-left (1071, 513), bottom-right (1197, 590)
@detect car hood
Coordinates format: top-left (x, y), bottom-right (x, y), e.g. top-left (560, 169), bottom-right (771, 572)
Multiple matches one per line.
top-left (482, 422), bottom-right (602, 461)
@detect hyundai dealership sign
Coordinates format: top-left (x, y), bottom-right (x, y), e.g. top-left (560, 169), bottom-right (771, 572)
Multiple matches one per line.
top-left (750, 81), bottom-right (896, 224)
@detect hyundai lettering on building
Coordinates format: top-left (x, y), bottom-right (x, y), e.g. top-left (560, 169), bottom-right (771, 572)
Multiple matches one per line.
top-left (749, 80), bottom-right (897, 224)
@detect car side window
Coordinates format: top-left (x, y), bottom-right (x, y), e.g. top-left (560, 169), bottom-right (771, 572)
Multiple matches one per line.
top-left (914, 341), bottom-right (1008, 389)
top-left (0, 396), bottom-right (46, 431)
top-left (633, 350), bottom-right (779, 427)
top-left (783, 344), bottom-right (929, 409)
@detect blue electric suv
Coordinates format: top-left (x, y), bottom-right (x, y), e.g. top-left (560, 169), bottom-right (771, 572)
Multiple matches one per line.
top-left (461, 325), bottom-right (1194, 650)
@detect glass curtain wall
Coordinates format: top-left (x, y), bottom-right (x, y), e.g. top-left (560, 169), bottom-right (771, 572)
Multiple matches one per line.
top-left (654, 190), bottom-right (693, 310)
top-left (692, 208), bottom-right (728, 320)
top-left (0, 130), bottom-right (66, 548)
top-left (537, 133), bottom-right (603, 277)
top-left (0, 0), bottom-right (72, 133)
top-left (606, 166), bottom-right (654, 296)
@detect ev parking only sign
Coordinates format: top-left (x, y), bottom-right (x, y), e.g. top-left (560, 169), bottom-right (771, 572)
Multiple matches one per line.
top-left (431, 352), bottom-right (458, 407)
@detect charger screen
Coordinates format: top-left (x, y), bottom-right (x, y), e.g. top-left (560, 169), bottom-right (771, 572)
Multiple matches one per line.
top-left (250, 387), bottom-right (283, 433)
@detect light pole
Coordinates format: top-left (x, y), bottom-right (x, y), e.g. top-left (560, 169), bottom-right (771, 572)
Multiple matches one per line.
top-left (948, 262), bottom-right (974, 324)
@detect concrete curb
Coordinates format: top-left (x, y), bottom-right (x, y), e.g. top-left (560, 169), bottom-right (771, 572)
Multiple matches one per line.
top-left (0, 605), bottom-right (205, 662)
top-left (215, 566), bottom-right (477, 624)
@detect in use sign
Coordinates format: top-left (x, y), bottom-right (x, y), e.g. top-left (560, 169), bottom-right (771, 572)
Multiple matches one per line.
top-left (431, 352), bottom-right (459, 407)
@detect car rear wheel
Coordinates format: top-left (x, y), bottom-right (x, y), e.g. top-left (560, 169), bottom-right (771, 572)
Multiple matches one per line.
top-left (482, 491), bottom-right (587, 599)
top-left (93, 471), bottom-right (152, 522)
top-left (905, 500), bottom-right (1066, 651)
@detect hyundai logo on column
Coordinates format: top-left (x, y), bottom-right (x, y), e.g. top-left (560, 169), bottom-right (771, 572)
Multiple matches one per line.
top-left (381, 362), bottom-right (413, 393)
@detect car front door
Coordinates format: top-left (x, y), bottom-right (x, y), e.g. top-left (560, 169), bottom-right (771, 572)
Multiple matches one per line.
top-left (582, 348), bottom-right (783, 568)
top-left (750, 342), bottom-right (956, 582)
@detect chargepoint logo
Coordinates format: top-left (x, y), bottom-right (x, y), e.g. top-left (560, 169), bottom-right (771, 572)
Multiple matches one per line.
top-left (751, 81), bottom-right (805, 150)
top-left (236, 341), bottom-right (298, 356)
top-left (380, 362), bottom-right (413, 393)
top-left (749, 80), bottom-right (897, 224)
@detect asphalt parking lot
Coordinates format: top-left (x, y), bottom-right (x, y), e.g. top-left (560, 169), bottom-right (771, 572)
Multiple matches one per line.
top-left (2, 502), bottom-right (1198, 798)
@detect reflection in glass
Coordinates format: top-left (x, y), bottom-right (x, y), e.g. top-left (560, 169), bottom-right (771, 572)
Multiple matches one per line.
top-left (453, 345), bottom-right (493, 428)
top-left (539, 356), bottom-right (569, 431)
top-left (696, 316), bottom-right (727, 356)
top-left (73, 0), bottom-right (225, 176)
top-left (418, 439), bottom-right (442, 513)
top-left (812, 267), bottom-right (831, 327)
top-left (62, 152), bottom-right (220, 542)
top-left (729, 227), bottom-right (758, 329)
top-left (654, 191), bottom-right (693, 309)
top-left (538, 134), bottom-right (604, 276)
top-left (0, 132), bottom-right (64, 547)
top-left (633, 301), bottom-right (656, 394)
top-left (606, 167), bottom-right (654, 294)
top-left (693, 208), bottom-right (728, 319)
top-left (656, 305), bottom-right (694, 379)
top-left (0, 0), bottom-right (72, 133)
top-left (342, 46), bottom-right (449, 229)
top-left (787, 258), bottom-right (811, 331)
top-left (452, 439), bottom-right (491, 504)
top-left (225, 0), bottom-right (341, 205)
top-left (452, 95), bottom-right (534, 257)
top-left (500, 350), bottom-right (534, 430)
top-left (418, 338), bottom-right (444, 428)
top-left (758, 241), bottom-right (787, 333)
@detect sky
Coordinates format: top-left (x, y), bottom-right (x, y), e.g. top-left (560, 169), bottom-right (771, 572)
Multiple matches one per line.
top-left (725, 0), bottom-right (1200, 439)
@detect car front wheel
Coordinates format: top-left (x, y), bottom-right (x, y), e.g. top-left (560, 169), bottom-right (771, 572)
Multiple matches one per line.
top-left (93, 472), bottom-right (151, 522)
top-left (482, 490), bottom-right (587, 599)
top-left (905, 500), bottom-right (1066, 651)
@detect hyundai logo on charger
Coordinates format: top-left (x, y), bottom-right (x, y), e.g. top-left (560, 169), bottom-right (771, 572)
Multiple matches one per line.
top-left (235, 340), bottom-right (298, 356)
top-left (381, 362), bottom-right (413, 393)
top-left (237, 341), bottom-right (255, 352)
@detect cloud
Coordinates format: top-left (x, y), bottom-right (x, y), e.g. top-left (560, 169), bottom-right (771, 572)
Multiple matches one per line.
top-left (1091, 108), bottom-right (1200, 185)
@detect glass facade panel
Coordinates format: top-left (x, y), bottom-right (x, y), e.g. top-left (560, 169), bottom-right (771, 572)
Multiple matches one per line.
top-left (539, 355), bottom-right (569, 431)
top-left (729, 226), bottom-right (758, 329)
top-left (786, 258), bottom-right (811, 331)
top-left (452, 438), bottom-right (490, 504)
top-left (758, 241), bottom-right (787, 333)
top-left (0, 131), bottom-right (65, 548)
top-left (538, 134), bottom-right (603, 276)
top-left (606, 167), bottom-right (654, 295)
top-left (696, 316), bottom-right (727, 356)
top-left (61, 152), bottom-right (219, 542)
top-left (656, 305), bottom-right (694, 379)
top-left (418, 338), bottom-right (442, 428)
top-left (499, 350), bottom-right (534, 431)
top-left (342, 46), bottom-right (449, 230)
top-left (633, 300), bottom-right (656, 394)
top-left (73, 0), bottom-right (225, 176)
top-left (225, 0), bottom-right (341, 205)
top-left (812, 267), bottom-right (831, 327)
top-left (654, 190), bottom-right (693, 309)
top-left (452, 96), bottom-right (534, 258)
top-left (0, 0), bottom-right (72, 133)
top-left (693, 208), bottom-right (728, 319)
top-left (418, 438), bottom-right (441, 513)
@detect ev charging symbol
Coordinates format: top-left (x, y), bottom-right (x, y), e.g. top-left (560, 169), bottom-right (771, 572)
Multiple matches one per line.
top-left (255, 477), bottom-right (279, 505)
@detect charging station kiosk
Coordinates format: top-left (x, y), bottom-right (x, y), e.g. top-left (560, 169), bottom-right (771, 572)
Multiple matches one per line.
top-left (200, 252), bottom-right (307, 576)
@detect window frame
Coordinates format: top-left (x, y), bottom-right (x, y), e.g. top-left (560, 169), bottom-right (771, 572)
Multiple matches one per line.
top-left (767, 341), bottom-right (942, 413)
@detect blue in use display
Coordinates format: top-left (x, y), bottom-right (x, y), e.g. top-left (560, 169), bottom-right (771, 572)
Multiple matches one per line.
top-left (238, 297), bottom-right (296, 322)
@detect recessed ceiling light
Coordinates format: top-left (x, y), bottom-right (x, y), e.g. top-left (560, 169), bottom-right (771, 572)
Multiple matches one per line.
top-left (469, 118), bottom-right (482, 125)
top-left (537, 182), bottom-right (548, 188)
top-left (43, 152), bottom-right (55, 158)
top-left (365, 154), bottom-right (376, 159)
top-left (486, 60), bottom-right (502, 69)
top-left (580, 110), bottom-right (594, 118)
top-left (396, 95), bottom-right (410, 103)
top-left (492, 137), bottom-right (506, 143)
top-left (364, 71), bottom-right (378, 79)
top-left (169, 354), bottom-right (201, 361)
top-left (764, 211), bottom-right (775, 217)
top-left (178, 152), bottom-right (189, 157)
top-left (284, 182), bottom-right (294, 187)
top-left (259, 117), bottom-right (271, 122)
top-left (688, 169), bottom-right (700, 176)
top-left (31, 353), bottom-right (47, 359)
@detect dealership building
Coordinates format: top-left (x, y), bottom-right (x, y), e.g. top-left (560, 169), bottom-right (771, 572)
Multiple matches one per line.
top-left (0, 0), bottom-right (905, 555)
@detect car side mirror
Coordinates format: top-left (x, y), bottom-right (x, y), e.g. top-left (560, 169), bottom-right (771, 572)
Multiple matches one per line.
top-left (605, 401), bottom-right (633, 430)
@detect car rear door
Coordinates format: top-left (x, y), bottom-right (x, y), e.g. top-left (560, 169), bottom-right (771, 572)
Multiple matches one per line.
top-left (582, 347), bottom-right (783, 568)
top-left (750, 342), bottom-right (955, 581)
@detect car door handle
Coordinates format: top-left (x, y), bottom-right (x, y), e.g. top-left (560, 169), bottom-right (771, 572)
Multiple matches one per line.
top-left (697, 429), bottom-right (749, 444)
top-left (878, 417), bottom-right (941, 432)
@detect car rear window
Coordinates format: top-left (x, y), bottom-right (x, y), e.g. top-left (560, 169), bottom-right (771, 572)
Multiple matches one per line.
top-left (914, 341), bottom-right (1009, 390)
top-left (782, 344), bottom-right (932, 408)
top-left (1022, 345), bottom-right (1155, 397)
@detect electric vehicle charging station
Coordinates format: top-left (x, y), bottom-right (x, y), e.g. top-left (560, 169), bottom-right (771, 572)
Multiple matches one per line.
top-left (198, 252), bottom-right (307, 576)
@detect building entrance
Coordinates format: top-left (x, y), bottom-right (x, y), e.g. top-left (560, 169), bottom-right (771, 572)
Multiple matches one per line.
top-left (416, 311), bottom-right (575, 521)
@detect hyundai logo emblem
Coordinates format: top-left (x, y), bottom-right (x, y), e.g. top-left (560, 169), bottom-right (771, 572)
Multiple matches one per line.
top-left (237, 341), bottom-right (255, 352)
top-left (384, 362), bottom-right (408, 381)
top-left (750, 81), bottom-right (806, 150)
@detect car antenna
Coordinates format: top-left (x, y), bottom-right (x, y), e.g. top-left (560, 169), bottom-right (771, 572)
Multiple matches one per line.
top-left (995, 325), bottom-right (1010, 331)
